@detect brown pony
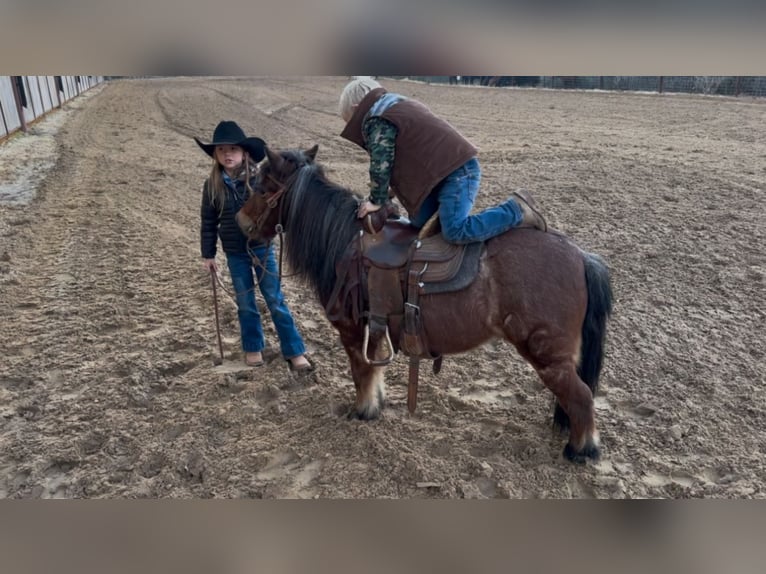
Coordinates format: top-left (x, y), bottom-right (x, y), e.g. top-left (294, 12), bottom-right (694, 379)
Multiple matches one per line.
top-left (236, 146), bottom-right (613, 463)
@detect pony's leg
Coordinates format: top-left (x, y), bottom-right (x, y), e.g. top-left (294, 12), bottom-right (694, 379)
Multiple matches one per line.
top-left (339, 330), bottom-right (387, 420)
top-left (504, 308), bottom-right (599, 462)
top-left (531, 357), bottom-right (600, 462)
top-left (514, 326), bottom-right (599, 462)
top-left (535, 360), bottom-right (600, 462)
top-left (553, 402), bottom-right (571, 434)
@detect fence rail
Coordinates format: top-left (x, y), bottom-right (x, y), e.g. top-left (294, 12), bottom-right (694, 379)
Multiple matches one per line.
top-left (407, 76), bottom-right (766, 97)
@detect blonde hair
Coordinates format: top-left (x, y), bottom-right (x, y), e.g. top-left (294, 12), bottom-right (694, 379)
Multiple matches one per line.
top-left (206, 152), bottom-right (255, 215)
top-left (339, 77), bottom-right (382, 120)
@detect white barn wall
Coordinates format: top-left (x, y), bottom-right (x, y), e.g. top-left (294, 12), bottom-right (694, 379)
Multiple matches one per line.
top-left (62, 76), bottom-right (72, 101)
top-left (0, 75), bottom-right (104, 141)
top-left (25, 76), bottom-right (44, 119)
top-left (46, 76), bottom-right (61, 108)
top-left (37, 75), bottom-right (54, 113)
top-left (52, 76), bottom-right (65, 106)
top-left (0, 76), bottom-right (22, 136)
top-left (19, 77), bottom-right (35, 124)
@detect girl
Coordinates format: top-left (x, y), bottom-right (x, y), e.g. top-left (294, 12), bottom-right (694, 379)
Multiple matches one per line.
top-left (196, 121), bottom-right (313, 371)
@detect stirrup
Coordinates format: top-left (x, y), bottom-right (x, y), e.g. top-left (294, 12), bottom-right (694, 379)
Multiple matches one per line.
top-left (361, 322), bottom-right (395, 366)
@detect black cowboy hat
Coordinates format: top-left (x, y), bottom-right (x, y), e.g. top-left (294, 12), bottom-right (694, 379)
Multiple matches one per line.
top-left (194, 120), bottom-right (266, 162)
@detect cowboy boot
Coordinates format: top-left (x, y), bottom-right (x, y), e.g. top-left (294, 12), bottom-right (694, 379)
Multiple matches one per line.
top-left (511, 189), bottom-right (548, 232)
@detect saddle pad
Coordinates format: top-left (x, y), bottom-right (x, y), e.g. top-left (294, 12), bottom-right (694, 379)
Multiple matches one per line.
top-left (411, 234), bottom-right (463, 263)
top-left (417, 241), bottom-right (484, 295)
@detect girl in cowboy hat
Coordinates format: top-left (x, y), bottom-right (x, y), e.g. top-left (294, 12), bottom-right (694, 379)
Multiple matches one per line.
top-left (197, 121), bottom-right (313, 371)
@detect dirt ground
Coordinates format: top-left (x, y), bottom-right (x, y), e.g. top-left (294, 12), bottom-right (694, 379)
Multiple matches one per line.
top-left (0, 77), bottom-right (764, 498)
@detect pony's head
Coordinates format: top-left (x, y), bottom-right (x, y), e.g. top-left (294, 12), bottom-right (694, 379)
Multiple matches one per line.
top-left (236, 144), bottom-right (319, 242)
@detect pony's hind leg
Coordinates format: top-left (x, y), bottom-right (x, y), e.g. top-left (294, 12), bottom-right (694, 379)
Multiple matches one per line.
top-left (510, 319), bottom-right (600, 462)
top-left (533, 358), bottom-right (600, 463)
top-left (542, 361), bottom-right (599, 462)
top-left (552, 402), bottom-right (571, 434)
top-left (339, 329), bottom-right (387, 420)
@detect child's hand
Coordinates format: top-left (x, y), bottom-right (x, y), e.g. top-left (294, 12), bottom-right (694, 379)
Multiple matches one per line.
top-left (357, 200), bottom-right (382, 219)
top-left (202, 258), bottom-right (218, 273)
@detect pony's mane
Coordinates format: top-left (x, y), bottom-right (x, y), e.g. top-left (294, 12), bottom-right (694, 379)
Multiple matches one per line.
top-left (279, 150), bottom-right (361, 304)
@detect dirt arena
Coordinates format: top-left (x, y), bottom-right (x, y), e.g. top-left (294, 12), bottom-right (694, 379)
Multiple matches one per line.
top-left (0, 77), bottom-right (764, 498)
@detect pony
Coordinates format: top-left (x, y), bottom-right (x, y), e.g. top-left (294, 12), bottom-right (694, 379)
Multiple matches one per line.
top-left (236, 146), bottom-right (613, 462)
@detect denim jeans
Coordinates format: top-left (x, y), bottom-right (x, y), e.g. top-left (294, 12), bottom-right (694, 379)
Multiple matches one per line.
top-left (225, 246), bottom-right (306, 359)
top-left (410, 158), bottom-right (523, 244)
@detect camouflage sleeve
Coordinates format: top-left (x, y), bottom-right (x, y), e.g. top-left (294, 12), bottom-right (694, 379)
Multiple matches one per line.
top-left (363, 117), bottom-right (398, 205)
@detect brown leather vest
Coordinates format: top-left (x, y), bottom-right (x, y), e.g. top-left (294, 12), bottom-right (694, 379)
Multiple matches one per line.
top-left (340, 88), bottom-right (478, 215)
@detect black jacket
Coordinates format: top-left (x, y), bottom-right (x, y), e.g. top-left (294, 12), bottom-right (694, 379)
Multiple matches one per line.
top-left (200, 167), bottom-right (262, 258)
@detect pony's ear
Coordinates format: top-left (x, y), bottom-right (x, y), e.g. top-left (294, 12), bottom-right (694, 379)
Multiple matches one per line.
top-left (305, 144), bottom-right (319, 162)
top-left (265, 146), bottom-right (284, 172)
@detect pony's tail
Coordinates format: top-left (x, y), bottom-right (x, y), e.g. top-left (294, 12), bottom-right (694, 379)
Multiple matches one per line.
top-left (553, 251), bottom-right (613, 432)
top-left (577, 252), bottom-right (613, 395)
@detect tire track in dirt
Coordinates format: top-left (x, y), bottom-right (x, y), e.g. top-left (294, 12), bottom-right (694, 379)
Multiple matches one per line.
top-left (153, 80), bottom-right (349, 158)
top-left (0, 81), bottom-right (223, 497)
top-left (203, 84), bottom-right (351, 156)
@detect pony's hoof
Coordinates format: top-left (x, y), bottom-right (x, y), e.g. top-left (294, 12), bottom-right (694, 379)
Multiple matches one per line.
top-left (346, 409), bottom-right (362, 421)
top-left (563, 441), bottom-right (601, 464)
top-left (347, 404), bottom-right (381, 421)
top-left (345, 407), bottom-right (372, 421)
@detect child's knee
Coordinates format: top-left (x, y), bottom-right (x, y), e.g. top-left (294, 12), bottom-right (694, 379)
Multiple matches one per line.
top-left (440, 221), bottom-right (463, 243)
top-left (261, 288), bottom-right (285, 309)
top-left (233, 289), bottom-right (258, 312)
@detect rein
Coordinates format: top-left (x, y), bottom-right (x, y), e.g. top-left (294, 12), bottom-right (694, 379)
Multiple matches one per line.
top-left (215, 170), bottom-right (298, 295)
top-left (254, 172), bottom-right (288, 231)
top-left (247, 171), bottom-right (298, 282)
top-left (211, 267), bottom-right (257, 299)
top-left (210, 246), bottom-right (294, 301)
top-left (248, 168), bottom-right (305, 281)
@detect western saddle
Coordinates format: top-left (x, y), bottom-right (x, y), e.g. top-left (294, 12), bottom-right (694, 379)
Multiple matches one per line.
top-left (325, 205), bottom-right (484, 413)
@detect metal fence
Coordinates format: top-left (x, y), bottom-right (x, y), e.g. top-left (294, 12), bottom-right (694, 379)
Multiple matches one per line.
top-left (407, 76), bottom-right (766, 97)
top-left (0, 76), bottom-right (105, 142)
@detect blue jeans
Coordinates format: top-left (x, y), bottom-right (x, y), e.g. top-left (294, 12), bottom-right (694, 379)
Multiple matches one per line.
top-left (225, 246), bottom-right (306, 359)
top-left (410, 158), bottom-right (523, 244)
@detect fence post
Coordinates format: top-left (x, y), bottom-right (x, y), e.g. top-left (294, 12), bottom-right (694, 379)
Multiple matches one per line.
top-left (10, 76), bottom-right (28, 133)
top-left (658, 76), bottom-right (664, 93)
top-left (735, 76), bottom-right (742, 97)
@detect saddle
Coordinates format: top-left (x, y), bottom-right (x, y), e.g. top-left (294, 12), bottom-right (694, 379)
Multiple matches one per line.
top-left (325, 207), bottom-right (485, 413)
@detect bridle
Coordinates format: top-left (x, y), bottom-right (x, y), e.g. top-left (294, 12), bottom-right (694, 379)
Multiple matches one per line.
top-left (245, 166), bottom-right (302, 280)
top-left (253, 172), bottom-right (289, 233)
top-left (211, 161), bottom-right (304, 305)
